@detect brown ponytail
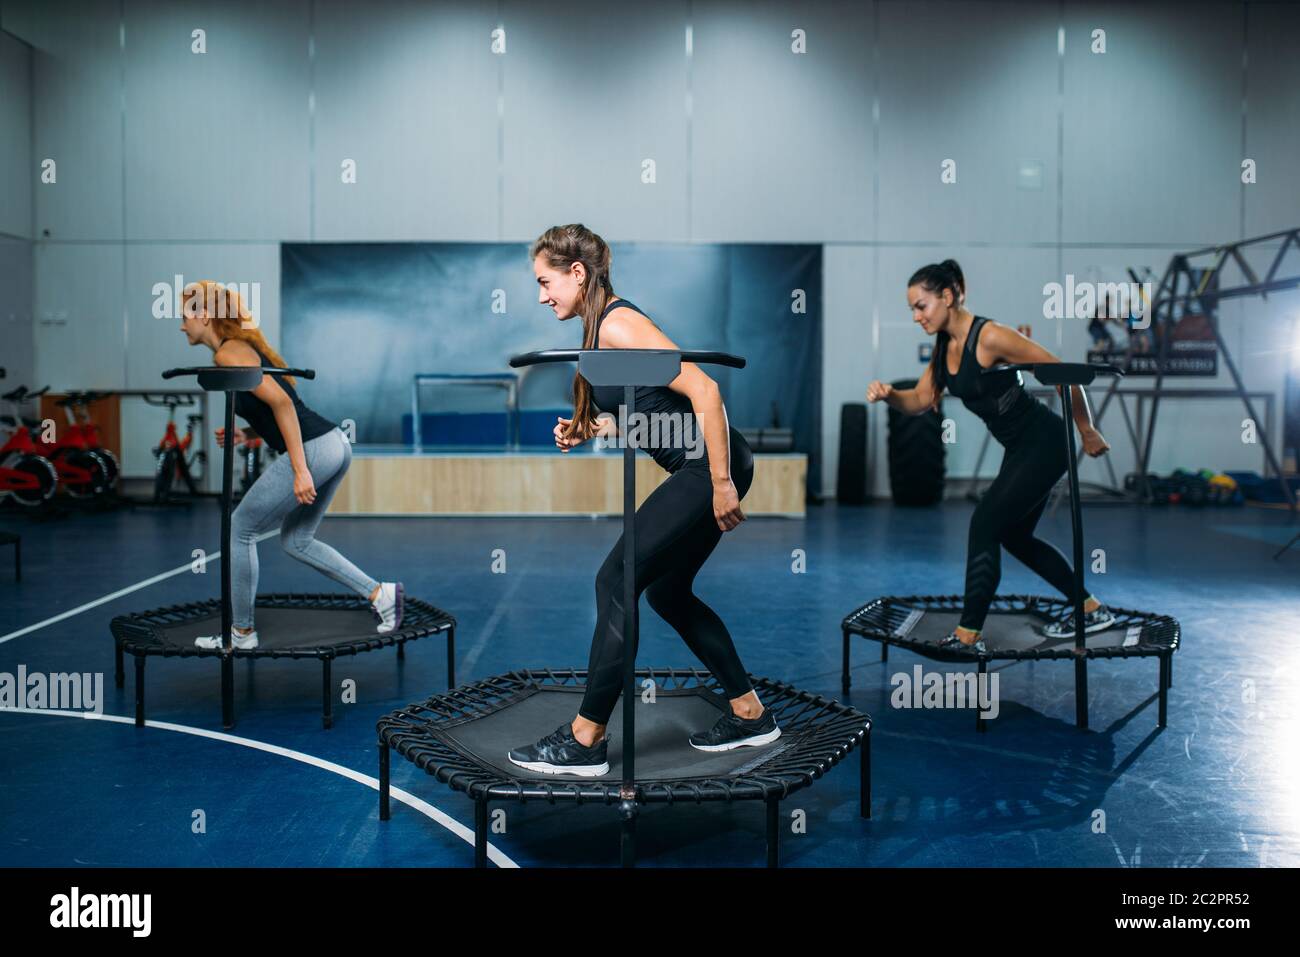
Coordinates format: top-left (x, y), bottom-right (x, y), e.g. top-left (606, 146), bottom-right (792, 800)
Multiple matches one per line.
top-left (529, 224), bottom-right (614, 440)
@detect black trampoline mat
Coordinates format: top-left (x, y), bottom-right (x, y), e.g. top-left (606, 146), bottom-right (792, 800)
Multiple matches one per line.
top-left (157, 606), bottom-right (385, 652)
top-left (439, 685), bottom-right (788, 781)
top-left (902, 609), bottom-right (1141, 654)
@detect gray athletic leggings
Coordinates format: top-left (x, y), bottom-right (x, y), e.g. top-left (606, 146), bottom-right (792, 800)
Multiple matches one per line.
top-left (231, 427), bottom-right (378, 629)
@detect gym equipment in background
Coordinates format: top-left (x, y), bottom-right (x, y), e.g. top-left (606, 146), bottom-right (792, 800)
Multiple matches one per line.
top-left (408, 372), bottom-right (520, 451)
top-left (379, 348), bottom-right (871, 868)
top-left (236, 434), bottom-right (270, 499)
top-left (843, 363), bottom-right (1180, 732)
top-left (837, 402), bottom-right (868, 505)
top-left (23, 386), bottom-right (112, 500)
top-left (0, 378), bottom-right (58, 509)
top-left (1095, 228), bottom-right (1300, 513)
top-left (886, 378), bottom-right (944, 506)
top-left (145, 394), bottom-right (206, 504)
top-left (112, 365), bottom-right (456, 730)
top-left (56, 392), bottom-right (120, 489)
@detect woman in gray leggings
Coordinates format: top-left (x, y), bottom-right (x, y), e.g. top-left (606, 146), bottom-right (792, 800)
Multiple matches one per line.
top-left (179, 281), bottom-right (403, 649)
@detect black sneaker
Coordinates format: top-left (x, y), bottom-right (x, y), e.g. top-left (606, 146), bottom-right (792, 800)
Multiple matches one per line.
top-left (689, 708), bottom-right (781, 752)
top-left (938, 630), bottom-right (987, 655)
top-left (1042, 604), bottom-right (1116, 639)
top-left (507, 723), bottom-right (610, 777)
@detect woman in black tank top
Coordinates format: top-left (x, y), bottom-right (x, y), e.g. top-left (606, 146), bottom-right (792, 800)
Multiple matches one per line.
top-left (504, 225), bottom-right (779, 778)
top-left (178, 281), bottom-right (404, 649)
top-left (867, 261), bottom-right (1117, 652)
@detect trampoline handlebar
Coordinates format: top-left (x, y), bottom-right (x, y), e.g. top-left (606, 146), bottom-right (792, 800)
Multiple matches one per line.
top-left (983, 361), bottom-right (1122, 386)
top-left (509, 349), bottom-right (746, 369)
top-left (162, 366), bottom-right (316, 380)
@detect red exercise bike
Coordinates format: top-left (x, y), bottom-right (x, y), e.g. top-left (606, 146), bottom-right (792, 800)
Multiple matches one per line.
top-left (146, 393), bottom-right (206, 503)
top-left (0, 381), bottom-right (59, 508)
top-left (24, 386), bottom-right (112, 498)
top-left (56, 391), bottom-right (120, 490)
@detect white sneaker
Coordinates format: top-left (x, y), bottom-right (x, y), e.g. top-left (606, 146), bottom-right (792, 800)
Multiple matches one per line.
top-left (195, 629), bottom-right (259, 650)
top-left (372, 582), bottom-right (404, 634)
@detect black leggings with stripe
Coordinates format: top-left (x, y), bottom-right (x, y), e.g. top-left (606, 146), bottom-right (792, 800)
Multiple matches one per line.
top-left (579, 434), bottom-right (755, 725)
top-left (960, 418), bottom-right (1080, 632)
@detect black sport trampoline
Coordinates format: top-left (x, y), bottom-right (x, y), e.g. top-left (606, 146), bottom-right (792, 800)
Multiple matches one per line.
top-left (110, 364), bottom-right (456, 729)
top-left (378, 348), bottom-right (872, 867)
top-left (378, 667), bottom-right (870, 867)
top-left (112, 592), bottom-right (455, 728)
top-left (842, 363), bottom-right (1181, 732)
top-left (841, 594), bottom-right (1179, 730)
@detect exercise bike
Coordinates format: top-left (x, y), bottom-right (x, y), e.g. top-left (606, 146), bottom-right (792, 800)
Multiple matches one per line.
top-left (56, 391), bottom-right (120, 489)
top-left (0, 377), bottom-right (59, 508)
top-left (236, 433), bottom-right (271, 498)
top-left (17, 385), bottom-right (111, 499)
top-left (146, 393), bottom-right (206, 503)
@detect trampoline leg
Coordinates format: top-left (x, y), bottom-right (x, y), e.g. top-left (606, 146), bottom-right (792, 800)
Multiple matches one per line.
top-left (114, 641), bottom-right (124, 689)
top-left (396, 641), bottom-right (405, 662)
top-left (134, 655), bottom-right (145, 728)
top-left (1158, 656), bottom-right (1169, 729)
top-left (322, 658), bottom-right (333, 730)
top-left (378, 743), bottom-right (390, 821)
top-left (881, 642), bottom-right (888, 663)
top-left (841, 630), bottom-right (850, 694)
top-left (221, 654), bottom-right (234, 730)
top-left (1167, 654), bottom-right (1173, 689)
top-left (976, 660), bottom-right (987, 733)
top-left (1075, 658), bottom-right (1089, 731)
top-left (474, 799), bottom-right (488, 869)
top-left (446, 625), bottom-right (456, 689)
top-left (766, 798), bottom-right (779, 868)
top-left (860, 731), bottom-right (871, 819)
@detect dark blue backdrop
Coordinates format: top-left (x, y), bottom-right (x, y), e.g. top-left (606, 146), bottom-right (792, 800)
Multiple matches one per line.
top-left (281, 241), bottom-right (822, 488)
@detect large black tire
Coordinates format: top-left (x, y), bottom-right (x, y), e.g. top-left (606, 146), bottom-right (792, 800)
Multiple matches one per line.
top-left (837, 403), bottom-right (868, 505)
top-left (53, 447), bottom-right (108, 498)
top-left (887, 378), bottom-right (945, 506)
top-left (94, 446), bottom-right (120, 487)
top-left (7, 454), bottom-right (58, 507)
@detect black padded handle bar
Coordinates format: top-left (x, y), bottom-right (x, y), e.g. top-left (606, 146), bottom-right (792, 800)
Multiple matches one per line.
top-left (162, 366), bottom-right (315, 380)
top-left (983, 361), bottom-right (1123, 387)
top-left (509, 349), bottom-right (745, 369)
top-left (143, 393), bottom-right (197, 407)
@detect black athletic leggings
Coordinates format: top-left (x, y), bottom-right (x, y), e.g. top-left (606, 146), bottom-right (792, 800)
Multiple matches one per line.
top-left (579, 434), bottom-right (755, 725)
top-left (961, 416), bottom-right (1080, 632)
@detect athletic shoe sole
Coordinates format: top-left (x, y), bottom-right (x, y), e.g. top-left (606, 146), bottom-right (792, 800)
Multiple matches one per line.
top-left (689, 726), bottom-right (782, 753)
top-left (506, 755), bottom-right (610, 777)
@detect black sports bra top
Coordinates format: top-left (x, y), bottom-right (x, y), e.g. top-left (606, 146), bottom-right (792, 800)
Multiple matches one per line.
top-left (589, 299), bottom-right (708, 473)
top-left (935, 316), bottom-right (1044, 446)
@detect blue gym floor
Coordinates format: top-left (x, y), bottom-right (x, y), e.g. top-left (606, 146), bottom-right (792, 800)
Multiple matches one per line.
top-left (1, 499), bottom-right (1297, 867)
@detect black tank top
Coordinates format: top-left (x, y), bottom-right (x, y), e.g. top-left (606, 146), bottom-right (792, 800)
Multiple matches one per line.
top-left (229, 343), bottom-right (337, 454)
top-left (936, 316), bottom-right (1048, 446)
top-left (589, 299), bottom-right (713, 474)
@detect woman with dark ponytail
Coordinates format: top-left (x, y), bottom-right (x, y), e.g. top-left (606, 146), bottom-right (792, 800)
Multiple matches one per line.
top-left (506, 224), bottom-right (776, 776)
top-left (867, 260), bottom-right (1114, 652)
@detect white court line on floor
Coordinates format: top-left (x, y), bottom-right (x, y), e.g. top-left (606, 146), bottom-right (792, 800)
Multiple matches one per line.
top-left (0, 706), bottom-right (518, 868)
top-left (0, 530), bottom-right (278, 646)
